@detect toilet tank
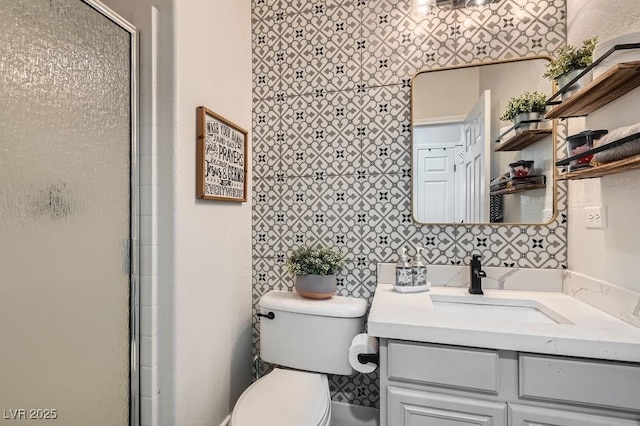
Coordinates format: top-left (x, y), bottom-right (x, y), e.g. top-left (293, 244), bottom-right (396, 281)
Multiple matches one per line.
top-left (259, 290), bottom-right (368, 375)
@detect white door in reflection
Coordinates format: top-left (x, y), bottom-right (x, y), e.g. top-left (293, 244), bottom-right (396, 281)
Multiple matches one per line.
top-left (413, 91), bottom-right (491, 223)
top-left (417, 148), bottom-right (456, 223)
top-left (463, 90), bottom-right (491, 223)
top-left (414, 123), bottom-right (464, 223)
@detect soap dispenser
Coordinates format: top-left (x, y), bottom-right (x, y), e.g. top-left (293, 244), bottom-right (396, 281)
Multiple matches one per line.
top-left (395, 247), bottom-right (413, 290)
top-left (412, 246), bottom-right (429, 289)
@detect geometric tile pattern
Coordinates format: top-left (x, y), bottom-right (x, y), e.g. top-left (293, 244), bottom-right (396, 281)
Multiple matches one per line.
top-left (252, 0), bottom-right (567, 408)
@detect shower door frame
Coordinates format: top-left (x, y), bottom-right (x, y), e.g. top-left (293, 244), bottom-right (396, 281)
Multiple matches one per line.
top-left (81, 1), bottom-right (140, 425)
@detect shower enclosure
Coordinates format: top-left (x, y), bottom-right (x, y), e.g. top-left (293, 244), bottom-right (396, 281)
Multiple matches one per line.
top-left (0, 0), bottom-right (139, 424)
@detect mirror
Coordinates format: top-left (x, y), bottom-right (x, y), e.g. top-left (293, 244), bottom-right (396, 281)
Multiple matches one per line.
top-left (412, 58), bottom-right (556, 225)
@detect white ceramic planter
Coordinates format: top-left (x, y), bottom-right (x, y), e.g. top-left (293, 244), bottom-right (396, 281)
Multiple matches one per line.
top-left (295, 274), bottom-right (337, 299)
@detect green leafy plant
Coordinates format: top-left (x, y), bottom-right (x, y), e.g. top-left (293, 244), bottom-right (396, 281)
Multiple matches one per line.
top-left (499, 91), bottom-right (548, 121)
top-left (543, 37), bottom-right (598, 80)
top-left (286, 246), bottom-right (345, 276)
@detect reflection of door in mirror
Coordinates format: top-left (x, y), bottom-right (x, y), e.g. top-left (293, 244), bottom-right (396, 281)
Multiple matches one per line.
top-left (411, 58), bottom-right (556, 225)
top-left (413, 91), bottom-right (491, 223)
top-left (463, 90), bottom-right (491, 223)
top-left (413, 123), bottom-right (462, 223)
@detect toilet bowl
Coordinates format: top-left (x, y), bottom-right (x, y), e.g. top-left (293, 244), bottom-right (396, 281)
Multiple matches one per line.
top-left (231, 368), bottom-right (331, 426)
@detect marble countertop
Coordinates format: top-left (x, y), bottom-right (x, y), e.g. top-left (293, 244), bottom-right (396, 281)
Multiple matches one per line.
top-left (368, 284), bottom-right (640, 363)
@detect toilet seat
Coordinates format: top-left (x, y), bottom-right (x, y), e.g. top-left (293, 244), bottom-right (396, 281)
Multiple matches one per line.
top-left (231, 368), bottom-right (331, 426)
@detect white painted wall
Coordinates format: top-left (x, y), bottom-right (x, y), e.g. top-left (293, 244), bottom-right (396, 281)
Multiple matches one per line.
top-left (413, 67), bottom-right (480, 121)
top-left (172, 1), bottom-right (252, 425)
top-left (567, 0), bottom-right (640, 294)
top-left (100, 0), bottom-right (253, 425)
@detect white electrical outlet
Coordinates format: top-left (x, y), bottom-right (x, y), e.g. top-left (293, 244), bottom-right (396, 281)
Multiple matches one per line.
top-left (584, 206), bottom-right (606, 229)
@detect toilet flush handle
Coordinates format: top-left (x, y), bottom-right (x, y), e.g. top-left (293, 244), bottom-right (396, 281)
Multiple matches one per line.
top-left (257, 311), bottom-right (275, 320)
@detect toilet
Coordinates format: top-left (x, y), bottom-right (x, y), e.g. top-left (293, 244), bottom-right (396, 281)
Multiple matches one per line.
top-left (231, 290), bottom-right (368, 426)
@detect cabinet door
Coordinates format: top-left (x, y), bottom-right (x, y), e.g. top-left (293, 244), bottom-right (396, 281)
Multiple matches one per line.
top-left (509, 404), bottom-right (640, 426)
top-left (388, 387), bottom-right (507, 426)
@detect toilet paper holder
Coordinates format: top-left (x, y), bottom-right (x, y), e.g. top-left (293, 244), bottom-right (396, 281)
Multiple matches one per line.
top-left (350, 333), bottom-right (379, 373)
top-left (357, 353), bottom-right (379, 366)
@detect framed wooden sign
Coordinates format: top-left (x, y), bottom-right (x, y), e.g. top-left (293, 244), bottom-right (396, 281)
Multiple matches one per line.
top-left (196, 106), bottom-right (248, 202)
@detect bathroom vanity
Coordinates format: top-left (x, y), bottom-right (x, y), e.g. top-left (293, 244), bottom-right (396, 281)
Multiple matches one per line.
top-left (368, 285), bottom-right (640, 426)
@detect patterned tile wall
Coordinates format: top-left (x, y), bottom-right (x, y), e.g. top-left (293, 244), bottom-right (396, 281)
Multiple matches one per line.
top-left (252, 0), bottom-right (567, 408)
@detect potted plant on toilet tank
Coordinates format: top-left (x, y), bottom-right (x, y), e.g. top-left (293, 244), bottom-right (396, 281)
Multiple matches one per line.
top-left (544, 37), bottom-right (598, 100)
top-left (286, 246), bottom-right (344, 299)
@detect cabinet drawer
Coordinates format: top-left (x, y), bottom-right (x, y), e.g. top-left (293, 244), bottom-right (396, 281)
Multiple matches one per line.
top-left (388, 341), bottom-right (500, 393)
top-left (519, 354), bottom-right (640, 412)
top-left (509, 404), bottom-right (640, 426)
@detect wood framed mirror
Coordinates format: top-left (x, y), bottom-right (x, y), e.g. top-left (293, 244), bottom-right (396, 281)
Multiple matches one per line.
top-left (411, 57), bottom-right (557, 225)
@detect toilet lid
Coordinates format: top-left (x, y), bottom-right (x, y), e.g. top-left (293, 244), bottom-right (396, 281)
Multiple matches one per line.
top-left (232, 369), bottom-right (330, 426)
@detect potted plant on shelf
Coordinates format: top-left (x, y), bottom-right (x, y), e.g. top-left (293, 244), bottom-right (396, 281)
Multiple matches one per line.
top-left (286, 246), bottom-right (345, 299)
top-left (543, 37), bottom-right (598, 100)
top-left (499, 91), bottom-right (548, 134)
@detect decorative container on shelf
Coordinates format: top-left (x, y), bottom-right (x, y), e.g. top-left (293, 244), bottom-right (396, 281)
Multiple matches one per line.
top-left (509, 160), bottom-right (534, 177)
top-left (544, 37), bottom-right (598, 101)
top-left (500, 91), bottom-right (547, 135)
top-left (514, 112), bottom-right (540, 134)
top-left (557, 68), bottom-right (593, 101)
top-left (566, 130), bottom-right (608, 171)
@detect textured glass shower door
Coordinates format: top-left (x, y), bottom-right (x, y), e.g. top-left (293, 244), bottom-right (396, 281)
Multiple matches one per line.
top-left (0, 1), bottom-right (133, 424)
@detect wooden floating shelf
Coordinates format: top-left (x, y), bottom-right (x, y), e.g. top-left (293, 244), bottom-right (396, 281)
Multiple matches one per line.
top-left (495, 129), bottom-right (552, 152)
top-left (490, 175), bottom-right (546, 195)
top-left (557, 154), bottom-right (640, 180)
top-left (490, 183), bottom-right (546, 196)
top-left (545, 61), bottom-right (640, 120)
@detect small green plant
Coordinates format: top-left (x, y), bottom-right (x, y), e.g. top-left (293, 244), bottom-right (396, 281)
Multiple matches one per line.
top-left (286, 246), bottom-right (345, 276)
top-left (543, 37), bottom-right (598, 80)
top-left (499, 91), bottom-right (548, 121)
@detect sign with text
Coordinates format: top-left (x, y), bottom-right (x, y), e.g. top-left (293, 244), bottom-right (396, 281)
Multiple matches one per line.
top-left (196, 107), bottom-right (248, 202)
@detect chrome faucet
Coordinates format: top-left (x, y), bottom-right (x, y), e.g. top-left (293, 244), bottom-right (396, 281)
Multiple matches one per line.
top-left (469, 255), bottom-right (486, 295)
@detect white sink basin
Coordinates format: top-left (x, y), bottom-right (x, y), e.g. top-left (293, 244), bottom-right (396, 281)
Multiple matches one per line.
top-left (430, 294), bottom-right (572, 325)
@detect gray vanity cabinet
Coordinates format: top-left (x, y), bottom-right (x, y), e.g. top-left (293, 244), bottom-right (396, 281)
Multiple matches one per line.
top-left (380, 339), bottom-right (640, 426)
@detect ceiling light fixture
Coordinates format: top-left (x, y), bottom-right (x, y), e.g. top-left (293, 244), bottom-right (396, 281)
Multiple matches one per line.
top-left (427, 0), bottom-right (500, 10)
top-left (411, 0), bottom-right (437, 19)
top-left (413, 0), bottom-right (499, 31)
top-left (465, 0), bottom-right (495, 7)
